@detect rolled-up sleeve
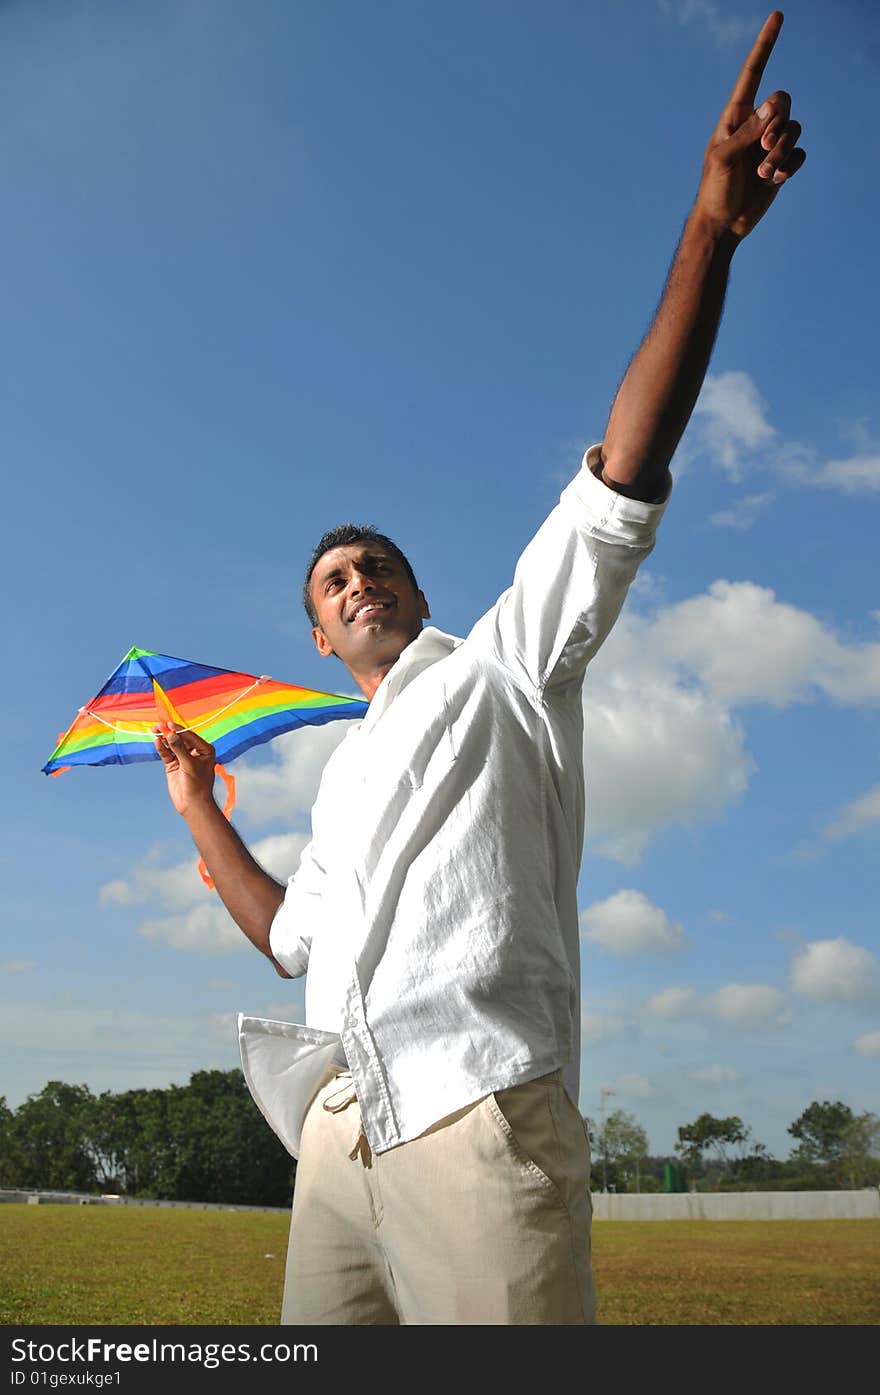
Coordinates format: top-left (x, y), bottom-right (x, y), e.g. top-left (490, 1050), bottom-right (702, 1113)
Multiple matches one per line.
top-left (486, 444), bottom-right (671, 696)
top-left (268, 837), bottom-right (326, 978)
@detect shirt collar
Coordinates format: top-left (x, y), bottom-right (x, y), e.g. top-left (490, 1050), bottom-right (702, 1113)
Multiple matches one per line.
top-left (361, 626), bottom-right (462, 730)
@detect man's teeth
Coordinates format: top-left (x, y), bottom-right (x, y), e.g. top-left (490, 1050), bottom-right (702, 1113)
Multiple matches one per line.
top-left (354, 603), bottom-right (387, 620)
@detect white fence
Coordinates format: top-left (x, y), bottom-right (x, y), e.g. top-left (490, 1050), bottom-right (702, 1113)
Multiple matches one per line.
top-left (0, 1188), bottom-right (287, 1213)
top-left (591, 1189), bottom-right (880, 1220)
top-left (4, 1186), bottom-right (879, 1220)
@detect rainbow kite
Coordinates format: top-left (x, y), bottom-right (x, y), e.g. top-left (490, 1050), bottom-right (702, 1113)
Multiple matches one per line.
top-left (42, 646), bottom-right (367, 774)
top-left (42, 647), bottom-right (368, 886)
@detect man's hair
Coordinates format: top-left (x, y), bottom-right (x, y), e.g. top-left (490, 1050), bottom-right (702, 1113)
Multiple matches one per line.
top-left (302, 524), bottom-right (419, 626)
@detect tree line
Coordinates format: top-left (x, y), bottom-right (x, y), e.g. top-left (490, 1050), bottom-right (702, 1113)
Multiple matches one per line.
top-left (0, 1072), bottom-right (295, 1207)
top-left (588, 1103), bottom-right (880, 1193)
top-left (2, 1075), bottom-right (878, 1204)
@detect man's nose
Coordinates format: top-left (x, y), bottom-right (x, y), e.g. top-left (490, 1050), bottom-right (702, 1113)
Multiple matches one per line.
top-left (349, 570), bottom-right (375, 596)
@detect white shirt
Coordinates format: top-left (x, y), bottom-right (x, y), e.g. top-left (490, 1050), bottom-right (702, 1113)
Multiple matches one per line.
top-left (239, 447), bottom-right (670, 1157)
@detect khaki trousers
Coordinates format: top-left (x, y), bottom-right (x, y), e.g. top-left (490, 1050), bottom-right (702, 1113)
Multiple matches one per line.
top-left (281, 1068), bottom-right (596, 1325)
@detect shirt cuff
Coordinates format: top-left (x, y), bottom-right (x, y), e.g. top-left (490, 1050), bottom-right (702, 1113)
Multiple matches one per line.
top-left (564, 443), bottom-right (672, 546)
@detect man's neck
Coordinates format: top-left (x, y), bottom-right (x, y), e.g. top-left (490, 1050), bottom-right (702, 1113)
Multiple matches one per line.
top-left (347, 631), bottom-right (424, 702)
top-left (350, 659), bottom-right (400, 703)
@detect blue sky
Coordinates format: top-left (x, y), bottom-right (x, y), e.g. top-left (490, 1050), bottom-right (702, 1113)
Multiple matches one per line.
top-left (2, 0), bottom-right (877, 1160)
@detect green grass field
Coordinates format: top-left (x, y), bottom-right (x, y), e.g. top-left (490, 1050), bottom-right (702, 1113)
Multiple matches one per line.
top-left (1, 1206), bottom-right (878, 1325)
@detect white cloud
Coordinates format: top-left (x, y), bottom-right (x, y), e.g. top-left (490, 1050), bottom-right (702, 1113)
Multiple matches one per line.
top-left (853, 1030), bottom-right (880, 1059)
top-left (105, 832), bottom-right (309, 955)
top-left (245, 832), bottom-right (311, 883)
top-left (648, 581), bottom-right (880, 709)
top-left (791, 938), bottom-right (880, 1009)
top-left (100, 832), bottom-right (309, 913)
top-left (689, 1064), bottom-right (741, 1084)
top-left (613, 1072), bottom-right (656, 1100)
top-left (782, 448), bottom-right (880, 495)
top-left (139, 902), bottom-right (244, 955)
top-left (657, 1), bottom-right (761, 49)
top-left (689, 371), bottom-right (776, 478)
top-left (584, 630), bottom-right (752, 864)
top-left (708, 983), bottom-right (791, 1028)
top-left (233, 722), bottom-right (354, 826)
top-left (646, 986), bottom-right (698, 1018)
top-left (823, 784), bottom-right (880, 842)
top-left (581, 1010), bottom-right (630, 1046)
top-left (99, 860), bottom-right (208, 911)
top-left (582, 578), bottom-right (880, 865)
top-left (709, 492), bottom-right (774, 531)
top-left (580, 890), bottom-right (685, 957)
top-left (126, 835), bottom-right (303, 907)
top-left (0, 960), bottom-right (35, 975)
top-left (648, 984), bottom-right (790, 1032)
top-left (682, 370), bottom-right (880, 498)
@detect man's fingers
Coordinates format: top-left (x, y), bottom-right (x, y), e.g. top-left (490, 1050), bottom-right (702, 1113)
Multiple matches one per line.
top-left (718, 97), bottom-right (779, 159)
top-left (726, 10), bottom-right (783, 112)
top-left (153, 731), bottom-right (176, 766)
top-left (757, 119), bottom-right (802, 180)
top-left (156, 720), bottom-right (215, 764)
top-left (760, 92), bottom-right (792, 148)
top-left (768, 145), bottom-right (806, 185)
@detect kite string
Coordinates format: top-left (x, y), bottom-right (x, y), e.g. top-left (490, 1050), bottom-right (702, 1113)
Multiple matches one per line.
top-left (80, 676), bottom-right (270, 737)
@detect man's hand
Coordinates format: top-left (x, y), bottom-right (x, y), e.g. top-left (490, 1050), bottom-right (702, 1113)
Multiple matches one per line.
top-left (153, 720), bottom-right (218, 816)
top-left (695, 10), bottom-right (806, 241)
top-left (600, 11), bottom-right (808, 492)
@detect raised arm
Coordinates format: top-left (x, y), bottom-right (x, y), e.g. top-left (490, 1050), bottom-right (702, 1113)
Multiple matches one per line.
top-left (153, 721), bottom-right (291, 977)
top-left (600, 10), bottom-right (806, 502)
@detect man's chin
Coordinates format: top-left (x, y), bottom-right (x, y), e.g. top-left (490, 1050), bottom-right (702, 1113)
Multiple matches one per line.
top-left (349, 625), bottom-right (418, 661)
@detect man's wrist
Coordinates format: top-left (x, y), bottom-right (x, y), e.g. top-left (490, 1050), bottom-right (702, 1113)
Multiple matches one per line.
top-left (182, 789), bottom-right (221, 827)
top-left (686, 204), bottom-right (741, 260)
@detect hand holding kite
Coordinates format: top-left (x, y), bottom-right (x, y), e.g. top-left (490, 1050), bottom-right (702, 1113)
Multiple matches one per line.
top-left (153, 720), bottom-right (220, 818)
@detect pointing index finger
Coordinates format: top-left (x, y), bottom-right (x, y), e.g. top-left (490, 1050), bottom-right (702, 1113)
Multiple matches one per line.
top-left (727, 10), bottom-right (783, 111)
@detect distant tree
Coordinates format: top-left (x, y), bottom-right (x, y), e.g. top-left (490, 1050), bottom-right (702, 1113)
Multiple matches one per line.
top-left (788, 1100), bottom-right (853, 1169)
top-left (84, 1071), bottom-right (295, 1204)
top-left (85, 1088), bottom-right (171, 1194)
top-left (0, 1095), bottom-right (20, 1187)
top-left (677, 1113), bottom-right (746, 1170)
top-left (177, 1068), bottom-right (295, 1205)
top-left (676, 1112), bottom-right (767, 1183)
top-left (600, 1110), bottom-right (649, 1192)
top-left (840, 1112), bottom-right (880, 1188)
top-left (4, 1071), bottom-right (296, 1205)
top-left (8, 1082), bottom-right (97, 1191)
top-left (789, 1101), bottom-right (880, 1187)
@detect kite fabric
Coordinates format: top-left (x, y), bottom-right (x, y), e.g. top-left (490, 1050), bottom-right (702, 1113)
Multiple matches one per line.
top-left (42, 646), bottom-right (368, 888)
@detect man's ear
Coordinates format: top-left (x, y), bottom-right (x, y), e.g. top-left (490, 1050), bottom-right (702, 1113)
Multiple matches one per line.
top-left (418, 590), bottom-right (430, 620)
top-left (311, 625), bottom-right (335, 658)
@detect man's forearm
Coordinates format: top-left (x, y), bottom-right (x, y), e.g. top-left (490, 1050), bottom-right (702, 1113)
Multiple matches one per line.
top-left (184, 797), bottom-right (290, 976)
top-left (601, 209), bottom-right (739, 498)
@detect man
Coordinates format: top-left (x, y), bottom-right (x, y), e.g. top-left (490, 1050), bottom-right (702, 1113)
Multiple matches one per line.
top-left (154, 12), bottom-right (804, 1324)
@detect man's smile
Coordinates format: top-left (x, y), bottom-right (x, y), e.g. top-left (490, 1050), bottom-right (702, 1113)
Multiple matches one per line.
top-left (347, 599), bottom-right (394, 623)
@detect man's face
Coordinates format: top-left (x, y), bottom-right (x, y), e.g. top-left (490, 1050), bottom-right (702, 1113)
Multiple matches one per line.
top-left (309, 543), bottom-right (429, 673)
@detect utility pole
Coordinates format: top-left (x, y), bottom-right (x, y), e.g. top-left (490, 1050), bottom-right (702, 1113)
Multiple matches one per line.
top-left (598, 1087), bottom-right (616, 1193)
